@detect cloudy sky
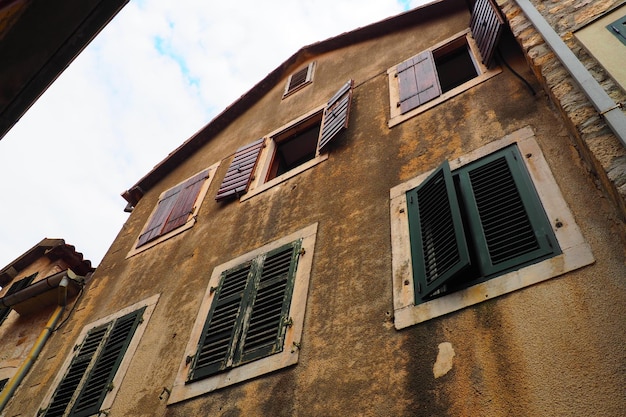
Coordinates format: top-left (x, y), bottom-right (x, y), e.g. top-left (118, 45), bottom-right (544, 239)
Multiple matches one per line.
top-left (0, 0), bottom-right (430, 270)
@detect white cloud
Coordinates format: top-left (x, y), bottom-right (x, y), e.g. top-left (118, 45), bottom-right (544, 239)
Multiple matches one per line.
top-left (0, 0), bottom-right (430, 270)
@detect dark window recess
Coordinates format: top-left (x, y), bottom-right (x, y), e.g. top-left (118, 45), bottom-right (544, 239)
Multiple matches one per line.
top-left (284, 63), bottom-right (313, 96)
top-left (470, 0), bottom-right (505, 67)
top-left (216, 80), bottom-right (353, 200)
top-left (434, 46), bottom-right (479, 93)
top-left (42, 307), bottom-right (145, 417)
top-left (187, 240), bottom-right (302, 382)
top-left (0, 272), bottom-right (38, 326)
top-left (606, 14), bottom-right (626, 46)
top-left (137, 169), bottom-right (209, 247)
top-left (0, 378), bottom-right (8, 392)
top-left (406, 145), bottom-right (560, 302)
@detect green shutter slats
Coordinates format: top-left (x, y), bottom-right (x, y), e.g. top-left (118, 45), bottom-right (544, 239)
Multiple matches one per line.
top-left (318, 79), bottom-right (354, 153)
top-left (215, 138), bottom-right (265, 201)
top-left (397, 50), bottom-right (441, 114)
top-left (470, 0), bottom-right (505, 67)
top-left (161, 169), bottom-right (209, 234)
top-left (407, 161), bottom-right (470, 299)
top-left (43, 326), bottom-right (108, 417)
top-left (71, 308), bottom-right (145, 417)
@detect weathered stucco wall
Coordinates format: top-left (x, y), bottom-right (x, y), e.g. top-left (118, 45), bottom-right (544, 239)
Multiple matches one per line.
top-left (6, 4), bottom-right (626, 417)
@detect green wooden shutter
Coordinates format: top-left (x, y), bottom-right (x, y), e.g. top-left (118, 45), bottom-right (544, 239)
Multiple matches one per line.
top-left (237, 241), bottom-right (300, 364)
top-left (318, 80), bottom-right (353, 153)
top-left (43, 326), bottom-right (109, 417)
top-left (71, 307), bottom-right (145, 417)
top-left (397, 50), bottom-right (442, 114)
top-left (407, 161), bottom-right (470, 299)
top-left (215, 138), bottom-right (265, 201)
top-left (161, 169), bottom-right (209, 234)
top-left (137, 184), bottom-right (184, 247)
top-left (189, 262), bottom-right (253, 381)
top-left (470, 0), bottom-right (505, 67)
top-left (457, 146), bottom-right (559, 277)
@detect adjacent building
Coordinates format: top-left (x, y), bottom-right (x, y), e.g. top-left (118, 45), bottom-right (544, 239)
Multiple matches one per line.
top-left (1, 0), bottom-right (625, 416)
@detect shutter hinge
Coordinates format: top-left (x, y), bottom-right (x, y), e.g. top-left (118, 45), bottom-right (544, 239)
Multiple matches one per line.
top-left (106, 382), bottom-right (115, 392)
top-left (298, 248), bottom-right (306, 256)
top-left (73, 343), bottom-right (80, 351)
top-left (210, 286), bottom-right (218, 294)
top-left (291, 341), bottom-right (302, 352)
top-left (37, 408), bottom-right (47, 416)
top-left (159, 387), bottom-right (171, 401)
top-left (186, 353), bottom-right (196, 365)
top-left (284, 316), bottom-right (294, 328)
top-left (417, 282), bottom-right (422, 294)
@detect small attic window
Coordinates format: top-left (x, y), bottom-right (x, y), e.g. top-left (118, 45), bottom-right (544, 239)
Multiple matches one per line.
top-left (283, 62), bottom-right (315, 97)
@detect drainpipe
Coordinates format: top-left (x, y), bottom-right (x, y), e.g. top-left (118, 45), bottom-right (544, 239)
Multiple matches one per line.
top-left (0, 276), bottom-right (69, 413)
top-left (514, 0), bottom-right (626, 148)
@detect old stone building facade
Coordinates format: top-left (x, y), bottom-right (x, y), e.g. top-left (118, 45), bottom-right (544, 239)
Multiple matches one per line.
top-left (1, 0), bottom-right (624, 416)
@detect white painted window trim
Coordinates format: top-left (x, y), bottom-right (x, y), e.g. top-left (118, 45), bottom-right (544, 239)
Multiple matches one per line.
top-left (38, 294), bottom-right (160, 414)
top-left (241, 105), bottom-right (328, 202)
top-left (389, 127), bottom-right (594, 329)
top-left (282, 61), bottom-right (315, 98)
top-left (126, 162), bottom-right (220, 258)
top-left (168, 223), bottom-right (318, 404)
top-left (387, 28), bottom-right (501, 128)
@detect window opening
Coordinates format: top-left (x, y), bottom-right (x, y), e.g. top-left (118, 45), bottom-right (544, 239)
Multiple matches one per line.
top-left (433, 41), bottom-right (479, 93)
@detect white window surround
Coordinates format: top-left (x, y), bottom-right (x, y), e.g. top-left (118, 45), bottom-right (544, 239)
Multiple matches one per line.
top-left (240, 106), bottom-right (328, 202)
top-left (282, 62), bottom-right (315, 98)
top-left (168, 223), bottom-right (318, 404)
top-left (389, 126), bottom-right (594, 329)
top-left (126, 162), bottom-right (220, 259)
top-left (387, 28), bottom-right (501, 128)
top-left (38, 294), bottom-right (160, 414)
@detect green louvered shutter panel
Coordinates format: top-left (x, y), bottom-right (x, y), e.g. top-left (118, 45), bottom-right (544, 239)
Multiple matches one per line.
top-left (237, 242), bottom-right (300, 364)
top-left (397, 50), bottom-right (442, 114)
top-left (470, 0), bottom-right (505, 67)
top-left (161, 169), bottom-right (209, 234)
top-left (458, 146), bottom-right (559, 277)
top-left (407, 161), bottom-right (470, 299)
top-left (189, 262), bottom-right (253, 381)
top-left (137, 183), bottom-right (184, 247)
top-left (318, 80), bottom-right (353, 153)
top-left (0, 272), bottom-right (37, 326)
top-left (42, 326), bottom-right (109, 417)
top-left (71, 307), bottom-right (145, 417)
top-left (215, 138), bottom-right (265, 201)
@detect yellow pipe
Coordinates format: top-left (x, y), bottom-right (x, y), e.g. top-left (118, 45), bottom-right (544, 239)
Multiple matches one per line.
top-left (0, 277), bottom-right (68, 412)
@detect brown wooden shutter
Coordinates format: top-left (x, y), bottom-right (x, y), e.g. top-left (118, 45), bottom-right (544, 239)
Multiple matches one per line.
top-left (215, 138), bottom-right (264, 201)
top-left (137, 184), bottom-right (183, 247)
top-left (470, 0), bottom-right (505, 67)
top-left (397, 50), bottom-right (441, 114)
top-left (161, 169), bottom-right (209, 234)
top-left (318, 79), bottom-right (353, 153)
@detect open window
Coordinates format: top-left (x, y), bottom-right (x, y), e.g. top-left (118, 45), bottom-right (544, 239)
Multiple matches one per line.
top-left (389, 127), bottom-right (594, 328)
top-left (215, 80), bottom-right (353, 202)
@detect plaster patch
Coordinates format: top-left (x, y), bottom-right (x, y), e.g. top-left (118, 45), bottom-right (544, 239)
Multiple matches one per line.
top-left (433, 342), bottom-right (455, 379)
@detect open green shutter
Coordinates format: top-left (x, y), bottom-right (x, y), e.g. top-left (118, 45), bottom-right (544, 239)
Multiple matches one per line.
top-left (318, 80), bottom-right (353, 153)
top-left (189, 263), bottom-right (253, 381)
top-left (215, 138), bottom-right (265, 201)
top-left (42, 326), bottom-right (109, 417)
top-left (137, 184), bottom-right (183, 247)
top-left (397, 50), bottom-right (442, 114)
top-left (407, 161), bottom-right (470, 300)
top-left (71, 308), bottom-right (145, 417)
top-left (237, 241), bottom-right (300, 364)
top-left (161, 169), bottom-right (209, 234)
top-left (458, 146), bottom-right (559, 277)
top-left (470, 0), bottom-right (505, 67)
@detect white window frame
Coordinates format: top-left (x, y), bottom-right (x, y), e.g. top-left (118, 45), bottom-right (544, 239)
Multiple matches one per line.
top-left (389, 127), bottom-right (594, 328)
top-left (387, 29), bottom-right (501, 128)
top-left (38, 294), bottom-right (160, 415)
top-left (282, 62), bottom-right (315, 98)
top-left (126, 162), bottom-right (220, 258)
top-left (168, 223), bottom-right (318, 404)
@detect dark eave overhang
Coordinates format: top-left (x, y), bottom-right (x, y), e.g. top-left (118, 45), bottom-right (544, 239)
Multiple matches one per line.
top-left (0, 0), bottom-right (129, 141)
top-left (121, 0), bottom-right (469, 207)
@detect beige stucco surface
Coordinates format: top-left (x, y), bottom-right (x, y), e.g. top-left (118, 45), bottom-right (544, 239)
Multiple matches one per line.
top-left (6, 4), bottom-right (626, 417)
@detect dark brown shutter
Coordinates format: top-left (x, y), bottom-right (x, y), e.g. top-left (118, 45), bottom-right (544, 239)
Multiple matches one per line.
top-left (397, 50), bottom-right (442, 114)
top-left (470, 0), bottom-right (505, 67)
top-left (215, 138), bottom-right (264, 201)
top-left (287, 66), bottom-right (309, 93)
top-left (318, 79), bottom-right (354, 153)
top-left (161, 169), bottom-right (209, 234)
top-left (136, 184), bottom-right (183, 247)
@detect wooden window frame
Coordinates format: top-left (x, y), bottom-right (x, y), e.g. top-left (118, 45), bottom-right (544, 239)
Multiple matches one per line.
top-left (127, 162), bottom-right (219, 258)
top-left (389, 127), bottom-right (594, 328)
top-left (387, 29), bottom-right (501, 128)
top-left (282, 62), bottom-right (315, 98)
top-left (38, 295), bottom-right (159, 417)
top-left (169, 223), bottom-right (317, 404)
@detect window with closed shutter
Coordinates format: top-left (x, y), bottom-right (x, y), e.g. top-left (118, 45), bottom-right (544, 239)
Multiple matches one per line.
top-left (42, 307), bottom-right (145, 417)
top-left (188, 241), bottom-right (301, 382)
top-left (283, 62), bottom-right (315, 97)
top-left (406, 144), bottom-right (559, 302)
